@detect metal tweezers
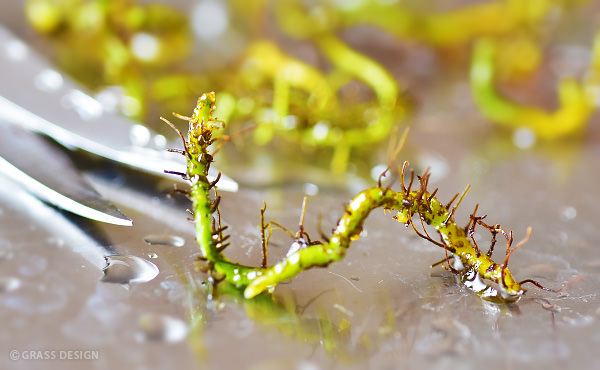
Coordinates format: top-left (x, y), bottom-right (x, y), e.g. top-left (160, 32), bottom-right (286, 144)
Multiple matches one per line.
top-left (0, 26), bottom-right (237, 226)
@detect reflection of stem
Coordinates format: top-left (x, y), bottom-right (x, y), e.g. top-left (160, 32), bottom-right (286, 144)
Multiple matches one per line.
top-left (208, 283), bottom-right (369, 362)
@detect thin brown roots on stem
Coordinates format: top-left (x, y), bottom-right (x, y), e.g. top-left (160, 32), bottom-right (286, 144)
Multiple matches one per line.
top-left (166, 148), bottom-right (187, 156)
top-left (408, 217), bottom-right (445, 249)
top-left (168, 185), bottom-right (190, 199)
top-left (269, 221), bottom-right (296, 239)
top-left (298, 196), bottom-right (308, 238)
top-left (438, 231), bottom-right (459, 273)
top-left (400, 161), bottom-right (409, 194)
top-left (377, 168), bottom-right (389, 188)
top-left (317, 212), bottom-right (330, 243)
top-left (417, 210), bottom-right (436, 245)
top-left (519, 279), bottom-right (561, 293)
top-left (430, 257), bottom-right (448, 268)
top-left (427, 188), bottom-right (439, 203)
top-left (212, 123), bottom-right (256, 155)
top-left (208, 172), bottom-right (222, 190)
top-left (386, 127), bottom-right (410, 168)
top-left (260, 201), bottom-right (270, 268)
top-left (503, 227), bottom-right (531, 269)
top-left (211, 195), bottom-right (222, 212)
top-left (161, 116), bottom-right (191, 159)
top-left (445, 193), bottom-right (459, 210)
top-left (164, 170), bottom-right (188, 179)
top-left (377, 127), bottom-right (411, 189)
top-left (466, 204), bottom-right (482, 256)
top-left (172, 112), bottom-right (192, 121)
top-left (444, 184), bottom-right (471, 225)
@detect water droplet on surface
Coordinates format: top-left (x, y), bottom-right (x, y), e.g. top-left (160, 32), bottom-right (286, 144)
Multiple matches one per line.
top-left (101, 255), bottom-right (159, 284)
top-left (62, 89), bottom-right (104, 120)
top-left (35, 69), bottom-right (64, 92)
top-left (135, 314), bottom-right (188, 343)
top-left (129, 124), bottom-right (151, 147)
top-left (5, 38), bottom-right (28, 61)
top-left (45, 236), bottom-right (65, 248)
top-left (0, 277), bottom-right (21, 293)
top-left (152, 134), bottom-right (167, 149)
top-left (143, 234), bottom-right (185, 247)
top-left (147, 252), bottom-right (158, 259)
top-left (560, 207), bottom-right (577, 221)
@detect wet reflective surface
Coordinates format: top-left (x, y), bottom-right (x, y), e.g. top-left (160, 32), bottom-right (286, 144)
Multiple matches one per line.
top-left (2, 2), bottom-right (600, 370)
top-left (1, 121), bottom-right (600, 369)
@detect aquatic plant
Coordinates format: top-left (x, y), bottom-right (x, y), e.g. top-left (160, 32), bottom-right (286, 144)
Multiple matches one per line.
top-left (164, 92), bottom-right (556, 303)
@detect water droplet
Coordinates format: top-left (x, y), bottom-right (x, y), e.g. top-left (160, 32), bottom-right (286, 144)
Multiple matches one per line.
top-left (101, 255), bottom-right (159, 284)
top-left (35, 69), bottom-right (64, 92)
top-left (302, 183), bottom-right (319, 196)
top-left (281, 115), bottom-right (297, 130)
top-left (130, 32), bottom-right (160, 62)
top-left (417, 152), bottom-right (449, 181)
top-left (513, 128), bottom-right (536, 149)
top-left (0, 277), bottom-right (21, 293)
top-left (370, 164), bottom-right (389, 182)
top-left (192, 1), bottom-right (229, 39)
top-left (560, 207), bottom-right (577, 221)
top-left (312, 121), bottom-right (330, 141)
top-left (143, 234), bottom-right (185, 247)
top-left (62, 89), bottom-right (104, 120)
top-left (4, 38), bottom-right (28, 61)
top-left (129, 124), bottom-right (151, 147)
top-left (45, 236), bottom-right (65, 248)
top-left (147, 252), bottom-right (158, 259)
top-left (135, 314), bottom-right (188, 343)
top-left (152, 134), bottom-right (167, 149)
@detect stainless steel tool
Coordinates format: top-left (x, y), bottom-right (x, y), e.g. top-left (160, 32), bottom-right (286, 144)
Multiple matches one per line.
top-left (0, 26), bottom-right (237, 225)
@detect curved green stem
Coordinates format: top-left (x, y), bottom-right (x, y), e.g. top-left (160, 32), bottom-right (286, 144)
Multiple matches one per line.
top-left (170, 92), bottom-right (529, 304)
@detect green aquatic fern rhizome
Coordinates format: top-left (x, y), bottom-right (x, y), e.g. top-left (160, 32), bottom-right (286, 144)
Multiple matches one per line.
top-left (163, 92), bottom-right (556, 304)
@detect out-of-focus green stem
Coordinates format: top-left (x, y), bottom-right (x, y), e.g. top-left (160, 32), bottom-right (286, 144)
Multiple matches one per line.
top-left (470, 37), bottom-right (595, 140)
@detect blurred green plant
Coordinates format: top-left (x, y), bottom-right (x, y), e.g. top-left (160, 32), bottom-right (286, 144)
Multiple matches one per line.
top-left (25, 0), bottom-right (192, 119)
top-left (24, 0), bottom-right (600, 175)
top-left (470, 35), bottom-right (597, 140)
